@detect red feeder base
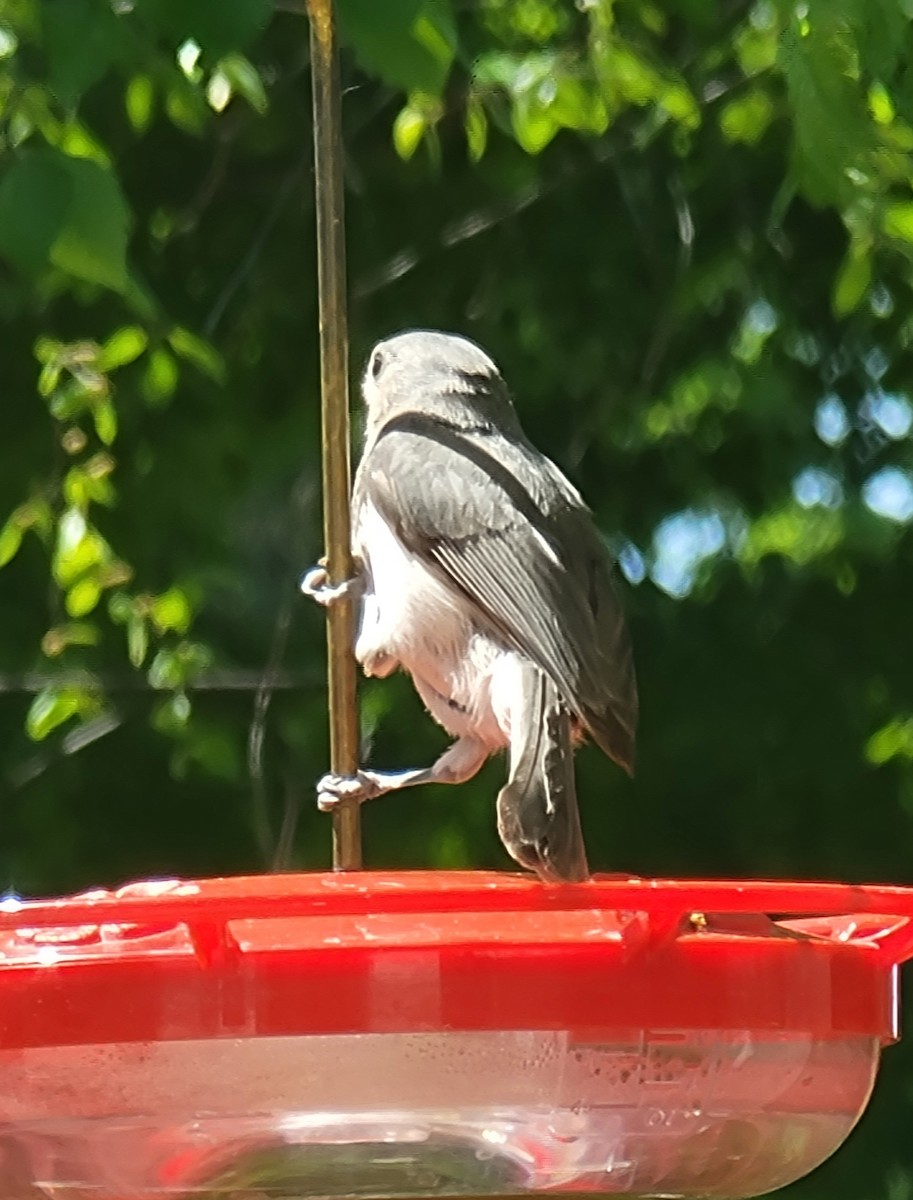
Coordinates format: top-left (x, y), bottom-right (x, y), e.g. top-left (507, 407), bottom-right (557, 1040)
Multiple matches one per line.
top-left (1, 871), bottom-right (912, 1199)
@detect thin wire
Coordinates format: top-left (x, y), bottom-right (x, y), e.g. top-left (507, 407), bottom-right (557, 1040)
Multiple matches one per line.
top-left (305, 0), bottom-right (362, 870)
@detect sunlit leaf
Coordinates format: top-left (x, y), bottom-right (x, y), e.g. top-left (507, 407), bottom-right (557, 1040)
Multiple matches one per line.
top-left (152, 692), bottom-right (192, 734)
top-left (126, 75), bottom-right (155, 133)
top-left (868, 82), bottom-right (895, 126)
top-left (865, 717), bottom-right (913, 765)
top-left (93, 399), bottom-right (118, 446)
top-left (97, 326), bottom-right (148, 372)
top-left (53, 509), bottom-right (110, 585)
top-left (26, 684), bottom-right (96, 740)
top-left (739, 505), bottom-right (844, 567)
top-left (141, 347), bottom-right (179, 406)
top-left (465, 96), bottom-right (488, 161)
top-left (148, 647), bottom-right (182, 690)
top-left (216, 53), bottom-right (268, 113)
top-left (393, 104), bottom-right (426, 160)
top-left (832, 242), bottom-right (872, 316)
top-left (167, 326), bottom-right (226, 382)
top-left (511, 91), bottom-right (558, 154)
top-left (0, 520), bottom-right (22, 567)
top-left (883, 202), bottom-right (913, 242)
top-left (50, 155), bottom-right (131, 290)
top-left (58, 122), bottom-right (111, 166)
top-left (150, 586), bottom-right (192, 634)
top-left (66, 575), bottom-right (102, 617)
top-left (42, 622), bottom-right (99, 656)
top-left (127, 613), bottom-right (148, 667)
top-left (735, 23), bottom-right (779, 76)
top-left (720, 90), bottom-right (774, 145)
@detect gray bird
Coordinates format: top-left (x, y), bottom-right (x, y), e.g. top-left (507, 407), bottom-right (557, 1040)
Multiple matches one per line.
top-left (303, 329), bottom-right (637, 883)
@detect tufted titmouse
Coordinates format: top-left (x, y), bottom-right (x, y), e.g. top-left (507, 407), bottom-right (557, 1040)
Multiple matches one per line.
top-left (303, 329), bottom-right (637, 883)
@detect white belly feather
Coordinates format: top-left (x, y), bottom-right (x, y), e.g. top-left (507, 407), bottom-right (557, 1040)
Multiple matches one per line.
top-left (354, 500), bottom-right (511, 749)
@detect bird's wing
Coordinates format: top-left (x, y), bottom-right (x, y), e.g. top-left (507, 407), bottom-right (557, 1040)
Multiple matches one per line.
top-left (357, 414), bottom-right (636, 770)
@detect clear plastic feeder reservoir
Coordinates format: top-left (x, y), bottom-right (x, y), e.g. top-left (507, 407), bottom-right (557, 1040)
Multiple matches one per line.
top-left (1, 872), bottom-right (913, 1200)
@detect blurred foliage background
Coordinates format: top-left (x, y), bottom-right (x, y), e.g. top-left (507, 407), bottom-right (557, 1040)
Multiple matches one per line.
top-left (2, 0), bottom-right (913, 1194)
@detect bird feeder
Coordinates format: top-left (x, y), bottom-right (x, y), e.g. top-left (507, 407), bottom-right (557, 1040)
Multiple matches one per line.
top-left (3, 870), bottom-right (913, 1200)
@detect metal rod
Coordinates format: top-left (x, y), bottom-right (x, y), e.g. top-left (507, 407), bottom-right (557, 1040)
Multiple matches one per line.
top-left (305, 0), bottom-right (362, 870)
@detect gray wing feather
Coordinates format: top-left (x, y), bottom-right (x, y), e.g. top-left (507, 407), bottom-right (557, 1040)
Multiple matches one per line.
top-left (357, 414), bottom-right (638, 771)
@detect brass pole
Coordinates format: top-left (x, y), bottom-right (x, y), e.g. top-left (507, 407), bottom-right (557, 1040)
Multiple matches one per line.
top-left (305, 0), bottom-right (362, 870)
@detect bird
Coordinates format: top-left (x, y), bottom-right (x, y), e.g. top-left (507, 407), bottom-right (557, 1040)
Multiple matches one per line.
top-left (302, 329), bottom-right (637, 883)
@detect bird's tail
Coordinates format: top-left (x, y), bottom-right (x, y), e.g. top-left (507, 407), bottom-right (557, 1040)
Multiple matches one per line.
top-left (497, 662), bottom-right (589, 884)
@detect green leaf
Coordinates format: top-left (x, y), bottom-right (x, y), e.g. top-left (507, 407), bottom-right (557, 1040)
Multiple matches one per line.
top-left (51, 155), bottom-right (131, 291)
top-left (511, 91), bottom-right (558, 154)
top-left (217, 53), bottom-right (268, 114)
top-left (883, 202), bottom-right (913, 242)
top-left (93, 398), bottom-right (118, 446)
top-left (868, 82), bottom-right (895, 126)
top-left (465, 97), bottom-right (488, 162)
top-left (127, 613), bottom-right (148, 667)
top-left (126, 75), bottom-right (155, 133)
top-left (165, 79), bottom-right (210, 135)
top-left (35, 337), bottom-right (64, 365)
top-left (148, 647), bottom-right (182, 690)
top-left (832, 242), bottom-right (872, 316)
top-left (141, 347), bottom-right (179, 406)
top-left (393, 104), bottom-right (426, 160)
top-left (26, 684), bottom-right (94, 740)
top-left (152, 692), bottom-right (192, 734)
top-left (58, 123), bottom-right (112, 167)
top-left (108, 592), bottom-right (134, 623)
top-left (412, 0), bottom-right (457, 92)
top-left (866, 716), bottom-right (913, 765)
top-left (136, 0), bottom-right (270, 57)
top-left (167, 326), bottom-right (226, 382)
top-left (338, 0), bottom-right (455, 95)
top-left (150, 586), bottom-right (192, 634)
top-left (0, 520), bottom-right (22, 567)
top-left (66, 575), bottom-right (102, 617)
top-left (42, 622), bottom-right (100, 656)
top-left (0, 151), bottom-right (72, 277)
top-left (38, 361), bottom-right (62, 397)
top-left (42, 0), bottom-right (123, 107)
top-left (98, 326), bottom-right (148, 371)
top-left (63, 466), bottom-right (91, 510)
top-left (53, 509), bottom-right (110, 586)
top-left (659, 81), bottom-right (699, 129)
top-left (780, 20), bottom-right (870, 208)
top-left (0, 150), bottom-right (132, 290)
top-left (550, 76), bottom-right (609, 134)
top-left (720, 90), bottom-right (774, 145)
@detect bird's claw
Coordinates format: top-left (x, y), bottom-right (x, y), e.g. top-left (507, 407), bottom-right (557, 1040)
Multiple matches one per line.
top-left (316, 770), bottom-right (381, 812)
top-left (300, 563), bottom-right (363, 606)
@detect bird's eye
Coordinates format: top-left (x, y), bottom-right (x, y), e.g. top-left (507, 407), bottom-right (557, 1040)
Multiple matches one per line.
top-left (370, 349), bottom-right (384, 380)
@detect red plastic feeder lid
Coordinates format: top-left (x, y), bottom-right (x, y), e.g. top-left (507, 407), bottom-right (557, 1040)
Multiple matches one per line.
top-left (3, 872), bottom-right (913, 1049)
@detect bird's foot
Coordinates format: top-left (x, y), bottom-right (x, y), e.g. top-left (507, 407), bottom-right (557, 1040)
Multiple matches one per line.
top-left (300, 563), bottom-right (363, 606)
top-left (316, 770), bottom-right (383, 812)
